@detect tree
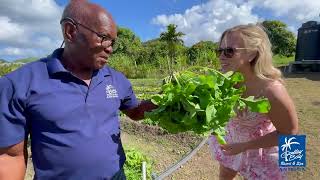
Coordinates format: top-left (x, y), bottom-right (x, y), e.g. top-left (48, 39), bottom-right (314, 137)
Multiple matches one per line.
top-left (112, 26), bottom-right (143, 60)
top-left (187, 41), bottom-right (218, 67)
top-left (141, 38), bottom-right (168, 65)
top-left (159, 24), bottom-right (185, 75)
top-left (262, 20), bottom-right (296, 57)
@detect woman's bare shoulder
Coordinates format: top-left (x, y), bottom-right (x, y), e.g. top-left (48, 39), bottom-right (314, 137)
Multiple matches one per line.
top-left (264, 80), bottom-right (288, 100)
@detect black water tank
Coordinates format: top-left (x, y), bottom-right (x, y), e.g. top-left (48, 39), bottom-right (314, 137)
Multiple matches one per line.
top-left (295, 21), bottom-right (320, 61)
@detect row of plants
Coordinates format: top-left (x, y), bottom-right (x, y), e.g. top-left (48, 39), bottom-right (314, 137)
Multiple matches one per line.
top-left (124, 148), bottom-right (154, 180)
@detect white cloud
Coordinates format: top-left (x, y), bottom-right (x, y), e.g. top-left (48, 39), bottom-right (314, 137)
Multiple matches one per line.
top-left (0, 47), bottom-right (38, 57)
top-left (0, 17), bottom-right (26, 44)
top-left (257, 0), bottom-right (320, 22)
top-left (0, 0), bottom-right (63, 61)
top-left (152, 0), bottom-right (320, 46)
top-left (152, 0), bottom-right (260, 46)
top-left (0, 0), bottom-right (62, 23)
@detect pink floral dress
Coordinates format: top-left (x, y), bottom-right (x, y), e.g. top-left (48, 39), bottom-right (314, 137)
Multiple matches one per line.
top-left (209, 106), bottom-right (286, 179)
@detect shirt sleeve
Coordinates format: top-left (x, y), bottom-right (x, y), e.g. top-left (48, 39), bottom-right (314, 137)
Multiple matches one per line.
top-left (0, 76), bottom-right (28, 148)
top-left (119, 77), bottom-right (138, 110)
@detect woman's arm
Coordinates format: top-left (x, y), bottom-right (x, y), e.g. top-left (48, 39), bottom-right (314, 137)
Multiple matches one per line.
top-left (221, 83), bottom-right (299, 155)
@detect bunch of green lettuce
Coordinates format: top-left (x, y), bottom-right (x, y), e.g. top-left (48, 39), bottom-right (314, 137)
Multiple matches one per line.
top-left (124, 148), bottom-right (153, 180)
top-left (145, 67), bottom-right (270, 144)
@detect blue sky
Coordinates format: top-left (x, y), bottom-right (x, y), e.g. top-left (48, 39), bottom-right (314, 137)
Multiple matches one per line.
top-left (1, 0), bottom-right (320, 61)
top-left (55, 0), bottom-right (208, 41)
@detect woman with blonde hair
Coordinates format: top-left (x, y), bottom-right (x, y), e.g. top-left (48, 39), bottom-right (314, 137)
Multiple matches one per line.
top-left (209, 24), bottom-right (299, 180)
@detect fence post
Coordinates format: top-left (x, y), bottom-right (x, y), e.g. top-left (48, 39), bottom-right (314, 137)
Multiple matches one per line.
top-left (142, 161), bottom-right (147, 180)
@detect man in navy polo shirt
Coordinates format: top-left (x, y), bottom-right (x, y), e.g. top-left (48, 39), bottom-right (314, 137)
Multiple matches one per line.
top-left (0, 1), bottom-right (156, 180)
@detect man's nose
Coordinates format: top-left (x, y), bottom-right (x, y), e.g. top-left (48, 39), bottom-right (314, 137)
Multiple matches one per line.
top-left (104, 45), bottom-right (113, 54)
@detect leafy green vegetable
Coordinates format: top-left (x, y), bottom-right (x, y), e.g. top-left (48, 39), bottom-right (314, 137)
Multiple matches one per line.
top-left (145, 67), bottom-right (271, 144)
top-left (124, 148), bottom-right (153, 180)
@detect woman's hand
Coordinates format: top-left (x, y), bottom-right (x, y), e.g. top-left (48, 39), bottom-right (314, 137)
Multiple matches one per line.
top-left (220, 142), bottom-right (250, 155)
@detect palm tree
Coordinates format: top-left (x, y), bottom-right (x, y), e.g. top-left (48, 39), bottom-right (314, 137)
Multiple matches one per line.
top-left (281, 137), bottom-right (300, 162)
top-left (160, 24), bottom-right (185, 75)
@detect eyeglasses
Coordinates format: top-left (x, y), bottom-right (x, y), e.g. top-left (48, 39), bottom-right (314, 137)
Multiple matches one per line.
top-left (60, 17), bottom-right (115, 47)
top-left (215, 47), bottom-right (253, 58)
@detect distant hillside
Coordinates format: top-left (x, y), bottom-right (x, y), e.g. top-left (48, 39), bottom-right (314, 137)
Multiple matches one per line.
top-left (13, 57), bottom-right (38, 63)
top-left (143, 38), bottom-right (161, 46)
top-left (0, 59), bottom-right (7, 63)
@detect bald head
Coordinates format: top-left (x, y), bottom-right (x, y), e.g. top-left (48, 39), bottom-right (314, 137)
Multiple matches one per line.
top-left (61, 0), bottom-right (114, 26)
top-left (59, 0), bottom-right (117, 72)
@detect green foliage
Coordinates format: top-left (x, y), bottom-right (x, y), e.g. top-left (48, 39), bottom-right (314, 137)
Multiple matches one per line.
top-left (109, 54), bottom-right (160, 79)
top-left (1, 21), bottom-right (296, 80)
top-left (113, 27), bottom-right (143, 58)
top-left (14, 57), bottom-right (38, 63)
top-left (136, 93), bottom-right (154, 100)
top-left (130, 78), bottom-right (162, 87)
top-left (262, 20), bottom-right (296, 57)
top-left (109, 54), bottom-right (135, 75)
top-left (160, 24), bottom-right (185, 75)
top-left (0, 63), bottom-right (23, 76)
top-left (187, 41), bottom-right (218, 63)
top-left (142, 118), bottom-right (159, 126)
top-left (124, 148), bottom-right (153, 180)
top-left (272, 55), bottom-right (294, 67)
top-left (141, 39), bottom-right (168, 65)
top-left (145, 67), bottom-right (271, 144)
top-left (134, 86), bottom-right (161, 94)
top-left (159, 24), bottom-right (185, 45)
top-left (187, 41), bottom-right (220, 70)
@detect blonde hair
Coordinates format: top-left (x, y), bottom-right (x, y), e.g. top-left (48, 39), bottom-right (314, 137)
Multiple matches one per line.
top-left (220, 23), bottom-right (283, 82)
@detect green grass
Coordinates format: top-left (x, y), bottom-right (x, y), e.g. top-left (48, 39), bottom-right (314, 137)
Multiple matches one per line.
top-left (131, 78), bottom-right (162, 100)
top-left (130, 78), bottom-right (162, 86)
top-left (273, 55), bottom-right (295, 67)
top-left (283, 74), bottom-right (320, 179)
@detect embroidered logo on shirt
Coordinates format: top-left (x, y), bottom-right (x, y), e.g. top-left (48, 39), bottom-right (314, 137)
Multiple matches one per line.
top-left (106, 85), bottom-right (118, 98)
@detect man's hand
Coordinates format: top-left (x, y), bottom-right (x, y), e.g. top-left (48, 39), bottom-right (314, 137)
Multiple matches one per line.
top-left (123, 100), bottom-right (158, 121)
top-left (0, 140), bottom-right (28, 180)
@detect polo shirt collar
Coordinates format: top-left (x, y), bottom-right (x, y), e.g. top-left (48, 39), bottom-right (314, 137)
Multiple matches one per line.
top-left (46, 48), bottom-right (111, 77)
top-left (47, 48), bottom-right (68, 75)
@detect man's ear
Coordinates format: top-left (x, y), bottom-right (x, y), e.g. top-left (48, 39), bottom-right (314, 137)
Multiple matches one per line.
top-left (63, 23), bottom-right (77, 43)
